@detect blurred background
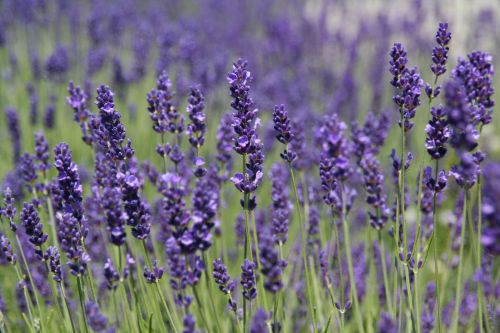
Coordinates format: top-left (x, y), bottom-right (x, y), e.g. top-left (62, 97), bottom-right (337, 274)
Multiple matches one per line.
top-left (0, 0), bottom-right (499, 180)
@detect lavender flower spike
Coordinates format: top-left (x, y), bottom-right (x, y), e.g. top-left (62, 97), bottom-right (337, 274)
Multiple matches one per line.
top-left (95, 84), bottom-right (131, 161)
top-left (103, 258), bottom-right (120, 290)
top-left (1, 188), bottom-right (17, 232)
top-left (0, 234), bottom-right (17, 264)
top-left (425, 106), bottom-right (450, 160)
top-left (20, 202), bottom-right (48, 257)
top-left (46, 246), bottom-right (62, 282)
top-left (241, 259), bottom-right (257, 301)
top-left (213, 258), bottom-right (235, 294)
top-left (431, 23), bottom-right (452, 77)
top-left (186, 86), bottom-right (206, 150)
top-left (272, 104), bottom-right (296, 163)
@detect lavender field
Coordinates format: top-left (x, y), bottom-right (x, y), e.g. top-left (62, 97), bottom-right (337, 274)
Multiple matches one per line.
top-left (0, 0), bottom-right (499, 332)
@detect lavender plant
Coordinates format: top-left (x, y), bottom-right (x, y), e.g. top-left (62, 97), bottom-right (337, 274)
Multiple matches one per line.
top-left (0, 2), bottom-right (498, 333)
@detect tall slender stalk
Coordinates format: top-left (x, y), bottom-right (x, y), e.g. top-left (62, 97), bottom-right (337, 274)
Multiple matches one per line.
top-left (340, 183), bottom-right (365, 333)
top-left (60, 283), bottom-right (77, 333)
top-left (431, 160), bottom-right (442, 333)
top-left (378, 231), bottom-right (393, 315)
top-left (451, 192), bottom-right (468, 333)
top-left (476, 173), bottom-right (489, 333)
top-left (156, 282), bottom-right (178, 333)
top-left (289, 166), bottom-right (317, 333)
top-left (76, 276), bottom-right (90, 333)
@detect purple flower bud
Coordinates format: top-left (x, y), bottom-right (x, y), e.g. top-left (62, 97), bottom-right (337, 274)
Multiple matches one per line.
top-left (34, 132), bottom-right (51, 172)
top-left (45, 246), bottom-right (62, 282)
top-left (144, 260), bottom-right (164, 283)
top-left (0, 234), bottom-right (17, 264)
top-left (241, 259), bottom-right (257, 301)
top-left (104, 258), bottom-right (120, 290)
top-left (183, 313), bottom-right (197, 333)
top-left (2, 188), bottom-right (17, 232)
top-left (67, 82), bottom-right (94, 145)
top-left (20, 202), bottom-right (48, 253)
top-left (213, 258), bottom-right (235, 294)
top-left (431, 23), bottom-right (451, 77)
top-left (186, 86), bottom-right (206, 149)
top-left (250, 308), bottom-right (269, 333)
top-left (147, 71), bottom-right (183, 134)
top-left (95, 85), bottom-right (130, 161)
top-left (4, 107), bottom-right (22, 163)
top-left (425, 106), bottom-right (450, 160)
top-left (360, 154), bottom-right (389, 230)
top-left (85, 301), bottom-right (109, 332)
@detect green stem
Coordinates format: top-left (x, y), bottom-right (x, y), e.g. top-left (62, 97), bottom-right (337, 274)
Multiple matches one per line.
top-left (15, 235), bottom-right (44, 332)
top-left (202, 252), bottom-right (222, 332)
top-left (476, 175), bottom-right (487, 333)
top-left (289, 166), bottom-right (317, 333)
top-left (414, 270), bottom-right (421, 333)
top-left (13, 264), bottom-right (35, 324)
top-left (193, 285), bottom-right (211, 333)
top-left (431, 160), bottom-right (442, 333)
top-left (250, 210), bottom-right (268, 311)
top-left (399, 117), bottom-right (409, 262)
top-left (331, 208), bottom-right (345, 310)
top-left (155, 282), bottom-right (178, 333)
top-left (403, 265), bottom-right (416, 332)
top-left (378, 231), bottom-right (393, 315)
top-left (451, 192), bottom-right (468, 333)
top-left (340, 183), bottom-right (365, 333)
top-left (60, 284), bottom-right (77, 333)
top-left (76, 276), bottom-right (90, 333)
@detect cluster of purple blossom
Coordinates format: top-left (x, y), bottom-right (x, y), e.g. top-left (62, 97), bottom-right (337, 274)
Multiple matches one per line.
top-left (0, 1), bottom-right (499, 332)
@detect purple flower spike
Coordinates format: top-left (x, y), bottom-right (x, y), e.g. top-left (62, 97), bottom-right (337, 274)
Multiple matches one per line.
top-left (46, 246), bottom-right (62, 282)
top-left (34, 132), bottom-right (51, 172)
top-left (85, 301), bottom-right (109, 332)
top-left (103, 258), bottom-right (120, 290)
top-left (250, 308), bottom-right (269, 333)
top-left (270, 164), bottom-right (290, 244)
top-left (259, 232), bottom-right (286, 293)
top-left (183, 314), bottom-right (197, 333)
top-left (95, 85), bottom-right (131, 161)
top-left (0, 234), bottom-right (17, 264)
top-left (213, 258), bottom-right (235, 294)
top-left (241, 259), bottom-right (257, 301)
top-left (360, 154), bottom-right (389, 230)
top-left (2, 188), bottom-right (17, 232)
top-left (67, 81), bottom-right (94, 145)
top-left (425, 106), bottom-right (450, 160)
top-left (272, 104), bottom-right (296, 163)
top-left (120, 172), bottom-right (151, 240)
top-left (20, 202), bottom-right (48, 252)
top-left (431, 23), bottom-right (452, 77)
top-left (186, 86), bottom-right (206, 150)
top-left (227, 58), bottom-right (259, 156)
top-left (449, 152), bottom-right (481, 189)
top-left (19, 153), bottom-right (38, 186)
top-left (4, 107), bottom-right (22, 163)
top-left (53, 143), bottom-right (86, 228)
top-left (147, 71), bottom-right (183, 134)
top-left (144, 260), bottom-right (164, 283)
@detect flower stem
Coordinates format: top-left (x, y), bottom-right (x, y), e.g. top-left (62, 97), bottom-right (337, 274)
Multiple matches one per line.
top-left (60, 283), bottom-right (77, 333)
top-left (340, 183), bottom-right (365, 333)
top-left (289, 165), bottom-right (317, 333)
top-left (156, 282), bottom-right (178, 333)
top-left (76, 276), bottom-right (89, 333)
top-left (431, 160), bottom-right (442, 333)
top-left (378, 231), bottom-right (393, 315)
top-left (451, 192), bottom-right (468, 333)
top-left (476, 174), bottom-right (488, 333)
